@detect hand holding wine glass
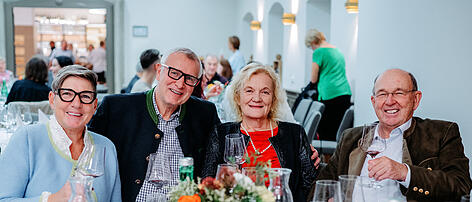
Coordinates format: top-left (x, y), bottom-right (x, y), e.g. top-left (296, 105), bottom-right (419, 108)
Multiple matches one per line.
top-left (224, 133), bottom-right (246, 166)
top-left (359, 123), bottom-right (386, 188)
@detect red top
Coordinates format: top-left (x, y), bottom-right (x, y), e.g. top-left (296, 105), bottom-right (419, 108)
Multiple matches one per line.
top-left (241, 127), bottom-right (281, 169)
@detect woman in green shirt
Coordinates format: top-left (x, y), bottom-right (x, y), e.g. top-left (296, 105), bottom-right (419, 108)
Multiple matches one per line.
top-left (304, 29), bottom-right (352, 141)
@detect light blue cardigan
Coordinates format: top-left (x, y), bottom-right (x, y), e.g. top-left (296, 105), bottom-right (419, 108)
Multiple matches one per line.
top-left (0, 123), bottom-right (121, 201)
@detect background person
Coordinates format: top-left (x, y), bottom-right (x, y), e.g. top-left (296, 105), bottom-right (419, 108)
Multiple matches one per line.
top-left (311, 69), bottom-right (472, 201)
top-left (227, 36), bottom-right (245, 75)
top-left (122, 62), bottom-right (143, 93)
top-left (49, 40), bottom-right (75, 64)
top-left (131, 49), bottom-right (161, 93)
top-left (87, 41), bottom-right (107, 84)
top-left (6, 57), bottom-right (51, 104)
top-left (218, 58), bottom-right (233, 81)
top-left (202, 64), bottom-right (317, 202)
top-left (0, 65), bottom-right (121, 201)
top-left (0, 57), bottom-right (13, 83)
top-left (304, 28), bottom-right (352, 141)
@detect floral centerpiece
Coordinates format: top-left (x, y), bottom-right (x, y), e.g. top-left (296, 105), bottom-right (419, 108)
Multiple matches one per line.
top-left (169, 155), bottom-right (275, 202)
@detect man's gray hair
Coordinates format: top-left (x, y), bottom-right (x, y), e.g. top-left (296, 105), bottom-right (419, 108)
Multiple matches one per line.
top-left (161, 48), bottom-right (203, 77)
top-left (52, 65), bottom-right (98, 92)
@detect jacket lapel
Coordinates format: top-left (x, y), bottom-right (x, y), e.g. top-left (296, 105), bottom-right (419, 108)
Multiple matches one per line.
top-left (348, 147), bottom-right (366, 175)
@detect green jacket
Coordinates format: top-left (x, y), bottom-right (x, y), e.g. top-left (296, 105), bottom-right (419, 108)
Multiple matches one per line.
top-left (310, 117), bottom-right (472, 201)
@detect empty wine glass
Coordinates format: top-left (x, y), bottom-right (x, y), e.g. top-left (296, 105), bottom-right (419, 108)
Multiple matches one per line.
top-left (18, 105), bottom-right (32, 125)
top-left (359, 123), bottom-right (386, 187)
top-left (76, 144), bottom-right (106, 178)
top-left (313, 180), bottom-right (342, 202)
top-left (224, 133), bottom-right (246, 166)
top-left (338, 175), bottom-right (358, 202)
top-left (145, 152), bottom-right (171, 185)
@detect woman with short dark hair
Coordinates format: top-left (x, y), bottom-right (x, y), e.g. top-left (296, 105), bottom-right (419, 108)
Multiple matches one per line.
top-left (5, 57), bottom-right (51, 104)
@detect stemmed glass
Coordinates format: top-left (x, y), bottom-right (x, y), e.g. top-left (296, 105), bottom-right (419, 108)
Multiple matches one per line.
top-left (359, 123), bottom-right (386, 188)
top-left (145, 152), bottom-right (172, 186)
top-left (76, 144), bottom-right (106, 178)
top-left (224, 133), bottom-right (246, 167)
top-left (312, 180), bottom-right (342, 202)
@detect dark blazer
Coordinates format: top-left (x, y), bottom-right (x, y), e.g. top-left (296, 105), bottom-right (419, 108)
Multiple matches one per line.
top-left (88, 89), bottom-right (220, 202)
top-left (311, 117), bottom-right (472, 201)
top-left (202, 121), bottom-right (318, 202)
top-left (5, 79), bottom-right (51, 104)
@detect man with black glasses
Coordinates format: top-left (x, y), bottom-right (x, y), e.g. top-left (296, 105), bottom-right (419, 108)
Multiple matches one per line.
top-left (310, 69), bottom-right (471, 201)
top-left (89, 48), bottom-right (220, 201)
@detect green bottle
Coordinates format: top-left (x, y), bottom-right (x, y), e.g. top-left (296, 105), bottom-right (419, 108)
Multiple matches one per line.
top-left (179, 157), bottom-right (194, 181)
top-left (1, 78), bottom-right (8, 102)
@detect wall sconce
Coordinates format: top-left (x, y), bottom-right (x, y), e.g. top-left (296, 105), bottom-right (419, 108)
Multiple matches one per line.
top-left (345, 0), bottom-right (359, 13)
top-left (250, 21), bottom-right (261, 30)
top-left (282, 13), bottom-right (296, 25)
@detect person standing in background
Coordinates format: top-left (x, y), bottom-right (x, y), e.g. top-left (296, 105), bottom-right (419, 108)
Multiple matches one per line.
top-left (227, 36), bottom-right (245, 76)
top-left (49, 40), bottom-right (75, 64)
top-left (49, 41), bottom-right (56, 56)
top-left (304, 28), bottom-right (352, 141)
top-left (87, 41), bottom-right (107, 84)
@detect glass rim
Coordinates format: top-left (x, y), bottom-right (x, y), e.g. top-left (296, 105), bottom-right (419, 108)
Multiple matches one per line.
top-left (316, 180), bottom-right (340, 185)
top-left (338, 174), bottom-right (358, 180)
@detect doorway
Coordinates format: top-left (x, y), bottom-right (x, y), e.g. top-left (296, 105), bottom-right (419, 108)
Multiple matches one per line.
top-left (4, 0), bottom-right (114, 92)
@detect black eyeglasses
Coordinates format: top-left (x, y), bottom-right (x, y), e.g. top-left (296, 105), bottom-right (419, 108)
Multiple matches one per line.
top-left (55, 88), bottom-right (97, 104)
top-left (161, 64), bottom-right (200, 87)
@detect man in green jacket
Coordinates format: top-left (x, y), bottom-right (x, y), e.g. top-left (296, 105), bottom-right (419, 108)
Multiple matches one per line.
top-left (311, 69), bottom-right (471, 201)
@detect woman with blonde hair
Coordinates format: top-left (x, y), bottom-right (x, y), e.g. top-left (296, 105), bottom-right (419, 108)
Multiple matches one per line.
top-left (304, 28), bottom-right (352, 141)
top-left (202, 63), bottom-right (317, 202)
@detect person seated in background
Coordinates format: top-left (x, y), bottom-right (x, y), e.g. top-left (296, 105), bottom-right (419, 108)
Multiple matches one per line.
top-left (48, 56), bottom-right (73, 87)
top-left (88, 48), bottom-right (220, 201)
top-left (204, 55), bottom-right (228, 85)
top-left (0, 57), bottom-right (13, 83)
top-left (218, 58), bottom-right (233, 81)
top-left (202, 63), bottom-right (318, 202)
top-left (122, 62), bottom-right (143, 93)
top-left (131, 49), bottom-right (161, 93)
top-left (310, 69), bottom-right (472, 201)
top-left (0, 65), bottom-right (121, 201)
top-left (6, 57), bottom-right (51, 104)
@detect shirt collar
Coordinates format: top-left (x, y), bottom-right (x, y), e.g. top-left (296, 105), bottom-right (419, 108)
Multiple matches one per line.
top-left (374, 118), bottom-right (413, 139)
top-left (152, 89), bottom-right (181, 120)
top-left (48, 116), bottom-right (92, 158)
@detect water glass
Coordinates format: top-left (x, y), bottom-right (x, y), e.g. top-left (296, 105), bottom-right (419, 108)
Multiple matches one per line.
top-left (312, 180), bottom-right (342, 202)
top-left (224, 133), bottom-right (246, 165)
top-left (216, 163), bottom-right (238, 181)
top-left (338, 175), bottom-right (358, 202)
top-left (461, 195), bottom-right (470, 202)
top-left (146, 193), bottom-right (167, 202)
top-left (145, 152), bottom-right (171, 185)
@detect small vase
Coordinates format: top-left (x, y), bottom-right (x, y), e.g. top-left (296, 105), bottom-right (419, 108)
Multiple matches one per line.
top-left (268, 168), bottom-right (293, 202)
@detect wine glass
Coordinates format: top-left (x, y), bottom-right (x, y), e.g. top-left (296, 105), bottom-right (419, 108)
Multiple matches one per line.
top-left (359, 123), bottom-right (386, 188)
top-left (18, 105), bottom-right (32, 125)
top-left (224, 133), bottom-right (246, 166)
top-left (76, 144), bottom-right (106, 178)
top-left (216, 163), bottom-right (238, 181)
top-left (338, 175), bottom-right (358, 202)
top-left (145, 152), bottom-right (171, 185)
top-left (312, 180), bottom-right (342, 202)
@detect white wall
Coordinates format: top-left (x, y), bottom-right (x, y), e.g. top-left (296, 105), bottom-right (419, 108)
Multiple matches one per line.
top-left (122, 0), bottom-right (239, 86)
top-left (354, 0), bottom-right (472, 170)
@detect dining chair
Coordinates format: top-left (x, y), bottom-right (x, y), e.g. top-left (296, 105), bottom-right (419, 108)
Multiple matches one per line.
top-left (293, 99), bottom-right (312, 125)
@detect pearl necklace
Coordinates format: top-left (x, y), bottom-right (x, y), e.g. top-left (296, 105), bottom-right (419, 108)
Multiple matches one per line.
top-left (241, 121), bottom-right (273, 155)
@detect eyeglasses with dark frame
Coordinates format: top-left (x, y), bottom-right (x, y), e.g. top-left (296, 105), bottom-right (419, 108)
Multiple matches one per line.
top-left (55, 88), bottom-right (97, 104)
top-left (374, 89), bottom-right (416, 101)
top-left (161, 64), bottom-right (200, 87)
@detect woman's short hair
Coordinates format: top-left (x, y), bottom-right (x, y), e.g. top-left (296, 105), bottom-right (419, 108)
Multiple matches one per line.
top-left (25, 57), bottom-right (48, 83)
top-left (52, 65), bottom-right (98, 92)
top-left (226, 63), bottom-right (287, 122)
top-left (305, 29), bottom-right (326, 48)
top-left (220, 58), bottom-right (233, 80)
top-left (228, 36), bottom-right (240, 50)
